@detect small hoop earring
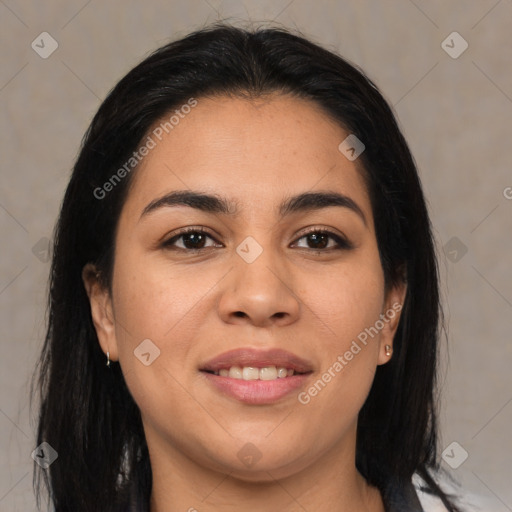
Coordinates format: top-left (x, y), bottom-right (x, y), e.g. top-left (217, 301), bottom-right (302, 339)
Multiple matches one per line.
top-left (385, 345), bottom-right (392, 357)
top-left (106, 350), bottom-right (110, 367)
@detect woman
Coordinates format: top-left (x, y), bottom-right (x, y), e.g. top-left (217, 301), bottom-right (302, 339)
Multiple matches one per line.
top-left (31, 21), bottom-right (466, 511)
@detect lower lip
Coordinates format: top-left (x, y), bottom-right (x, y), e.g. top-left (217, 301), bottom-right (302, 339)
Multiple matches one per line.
top-left (201, 371), bottom-right (312, 405)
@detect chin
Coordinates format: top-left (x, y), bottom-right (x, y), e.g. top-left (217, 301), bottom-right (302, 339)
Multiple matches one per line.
top-left (226, 464), bottom-right (299, 484)
top-left (204, 449), bottom-right (311, 483)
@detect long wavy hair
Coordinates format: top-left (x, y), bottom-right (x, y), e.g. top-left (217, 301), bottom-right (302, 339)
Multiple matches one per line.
top-left (30, 20), bottom-right (461, 511)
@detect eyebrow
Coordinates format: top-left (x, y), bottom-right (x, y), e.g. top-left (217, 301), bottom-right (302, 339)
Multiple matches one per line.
top-left (139, 190), bottom-right (367, 227)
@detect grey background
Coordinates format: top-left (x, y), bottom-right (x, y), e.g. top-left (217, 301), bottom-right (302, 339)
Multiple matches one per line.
top-left (1, 1), bottom-right (511, 510)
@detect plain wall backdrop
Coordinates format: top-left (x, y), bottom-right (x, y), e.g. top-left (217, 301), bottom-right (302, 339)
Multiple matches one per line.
top-left (1, 1), bottom-right (511, 510)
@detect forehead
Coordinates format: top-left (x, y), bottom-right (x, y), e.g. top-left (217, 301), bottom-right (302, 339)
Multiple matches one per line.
top-left (121, 93), bottom-right (372, 222)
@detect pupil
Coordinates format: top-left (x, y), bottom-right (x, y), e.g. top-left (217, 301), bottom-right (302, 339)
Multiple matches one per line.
top-left (309, 233), bottom-right (327, 249)
top-left (185, 233), bottom-right (204, 248)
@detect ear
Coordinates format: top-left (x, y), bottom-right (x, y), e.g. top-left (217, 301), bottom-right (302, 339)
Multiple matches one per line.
top-left (377, 276), bottom-right (407, 366)
top-left (82, 263), bottom-right (119, 362)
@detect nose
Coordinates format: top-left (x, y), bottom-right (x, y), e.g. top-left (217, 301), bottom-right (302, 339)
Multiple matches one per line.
top-left (217, 246), bottom-right (301, 328)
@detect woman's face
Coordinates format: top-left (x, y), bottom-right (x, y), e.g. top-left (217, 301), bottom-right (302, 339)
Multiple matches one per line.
top-left (85, 93), bottom-right (405, 482)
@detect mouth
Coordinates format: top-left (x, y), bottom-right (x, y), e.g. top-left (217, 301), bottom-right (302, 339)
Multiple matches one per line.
top-left (199, 347), bottom-right (314, 404)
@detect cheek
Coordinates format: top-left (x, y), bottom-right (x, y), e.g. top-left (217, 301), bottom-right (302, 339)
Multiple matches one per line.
top-left (110, 248), bottom-right (222, 390)
top-left (112, 248), bottom-right (212, 340)
top-left (109, 256), bottom-right (208, 424)
top-left (301, 256), bottom-right (385, 348)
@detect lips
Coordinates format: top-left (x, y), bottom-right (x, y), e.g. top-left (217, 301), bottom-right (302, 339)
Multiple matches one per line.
top-left (199, 347), bottom-right (314, 404)
top-left (199, 347), bottom-right (314, 374)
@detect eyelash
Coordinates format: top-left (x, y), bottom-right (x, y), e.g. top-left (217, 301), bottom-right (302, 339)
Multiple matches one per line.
top-left (161, 226), bottom-right (353, 253)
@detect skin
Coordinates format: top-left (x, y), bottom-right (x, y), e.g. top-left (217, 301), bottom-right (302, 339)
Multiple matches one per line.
top-left (83, 93), bottom-right (407, 512)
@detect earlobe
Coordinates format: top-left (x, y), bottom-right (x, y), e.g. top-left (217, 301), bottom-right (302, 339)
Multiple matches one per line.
top-left (378, 343), bottom-right (394, 366)
top-left (377, 279), bottom-right (407, 365)
top-left (82, 263), bottom-right (119, 362)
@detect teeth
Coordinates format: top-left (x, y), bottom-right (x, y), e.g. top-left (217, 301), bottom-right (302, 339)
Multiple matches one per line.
top-left (278, 367), bottom-right (288, 378)
top-left (242, 367), bottom-right (259, 380)
top-left (215, 365), bottom-right (296, 380)
top-left (260, 366), bottom-right (278, 380)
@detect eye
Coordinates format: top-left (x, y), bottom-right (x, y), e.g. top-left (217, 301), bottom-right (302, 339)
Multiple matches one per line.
top-left (292, 228), bottom-right (353, 251)
top-left (162, 227), bottom-right (222, 251)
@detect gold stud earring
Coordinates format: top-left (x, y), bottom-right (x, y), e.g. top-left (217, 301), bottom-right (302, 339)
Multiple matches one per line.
top-left (385, 345), bottom-right (392, 357)
top-left (106, 350), bottom-right (110, 367)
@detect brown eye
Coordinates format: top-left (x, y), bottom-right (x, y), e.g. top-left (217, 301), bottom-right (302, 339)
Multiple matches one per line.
top-left (293, 229), bottom-right (352, 251)
top-left (163, 228), bottom-right (221, 251)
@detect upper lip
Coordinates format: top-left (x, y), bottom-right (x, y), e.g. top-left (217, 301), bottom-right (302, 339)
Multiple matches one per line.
top-left (200, 347), bottom-right (314, 374)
